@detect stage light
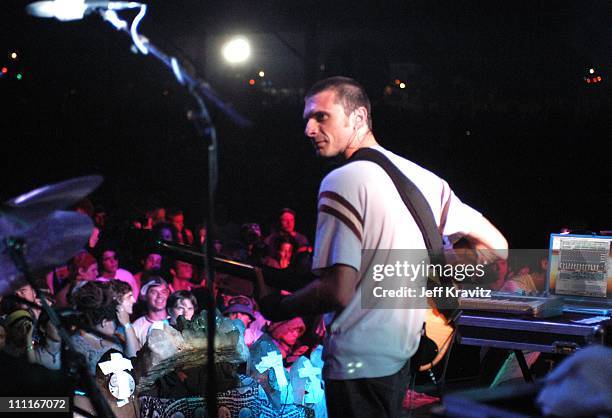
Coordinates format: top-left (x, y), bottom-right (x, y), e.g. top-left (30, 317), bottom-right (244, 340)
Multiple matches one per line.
top-left (394, 79), bottom-right (401, 85)
top-left (399, 82), bottom-right (406, 89)
top-left (597, 76), bottom-right (602, 82)
top-left (589, 68), bottom-right (594, 74)
top-left (222, 37), bottom-right (251, 64)
top-left (10, 52), bottom-right (18, 60)
top-left (248, 79), bottom-right (255, 85)
top-left (258, 70), bottom-right (265, 77)
top-left (1, 67), bottom-right (7, 74)
top-left (16, 73), bottom-right (23, 80)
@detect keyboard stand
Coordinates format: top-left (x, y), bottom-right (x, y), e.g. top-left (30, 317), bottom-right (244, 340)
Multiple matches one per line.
top-left (514, 350), bottom-right (534, 382)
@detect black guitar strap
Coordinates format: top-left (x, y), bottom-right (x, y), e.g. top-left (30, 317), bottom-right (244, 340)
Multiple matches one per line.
top-left (348, 147), bottom-right (460, 320)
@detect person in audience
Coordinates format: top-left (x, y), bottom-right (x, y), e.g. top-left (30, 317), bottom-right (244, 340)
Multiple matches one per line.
top-left (2, 309), bottom-right (34, 360)
top-left (238, 222), bottom-right (267, 264)
top-left (263, 237), bottom-right (295, 270)
top-left (169, 260), bottom-right (203, 292)
top-left (109, 279), bottom-right (136, 323)
top-left (70, 282), bottom-right (126, 375)
top-left (32, 311), bottom-right (61, 370)
top-left (222, 296), bottom-right (263, 347)
top-left (55, 251), bottom-right (99, 307)
top-left (264, 208), bottom-right (310, 256)
top-left (13, 282), bottom-right (41, 320)
top-left (152, 221), bottom-right (179, 243)
top-left (167, 290), bottom-right (198, 326)
top-left (133, 252), bottom-right (163, 291)
top-left (96, 245), bottom-right (138, 296)
top-left (195, 224), bottom-right (207, 246)
top-left (529, 255), bottom-right (549, 292)
top-left (132, 277), bottom-right (170, 347)
top-left (267, 317), bottom-right (309, 366)
top-left (108, 280), bottom-right (140, 357)
top-left (73, 198), bottom-right (100, 252)
top-left (167, 207), bottom-right (194, 245)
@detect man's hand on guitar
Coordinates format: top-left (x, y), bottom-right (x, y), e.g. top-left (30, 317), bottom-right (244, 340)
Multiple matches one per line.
top-left (254, 267), bottom-right (290, 322)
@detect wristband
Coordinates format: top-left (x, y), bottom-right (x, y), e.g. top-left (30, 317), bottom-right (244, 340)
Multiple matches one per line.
top-left (124, 322), bottom-right (132, 330)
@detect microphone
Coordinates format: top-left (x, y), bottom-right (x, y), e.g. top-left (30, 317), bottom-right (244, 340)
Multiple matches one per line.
top-left (26, 0), bottom-right (141, 21)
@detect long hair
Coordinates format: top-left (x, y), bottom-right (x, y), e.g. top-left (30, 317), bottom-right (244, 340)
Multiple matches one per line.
top-left (72, 281), bottom-right (117, 329)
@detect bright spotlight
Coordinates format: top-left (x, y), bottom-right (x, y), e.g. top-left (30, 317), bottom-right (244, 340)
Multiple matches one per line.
top-left (222, 37), bottom-right (251, 64)
top-left (589, 68), bottom-right (595, 74)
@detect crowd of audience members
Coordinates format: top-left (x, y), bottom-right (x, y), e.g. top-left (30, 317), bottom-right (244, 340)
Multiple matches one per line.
top-left (0, 198), bottom-right (550, 393)
top-left (0, 201), bottom-right (321, 383)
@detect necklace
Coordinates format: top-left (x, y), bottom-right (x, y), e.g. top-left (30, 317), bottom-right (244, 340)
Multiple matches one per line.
top-left (43, 345), bottom-right (60, 364)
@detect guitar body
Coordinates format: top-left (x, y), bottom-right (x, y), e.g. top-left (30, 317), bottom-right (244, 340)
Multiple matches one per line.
top-left (418, 308), bottom-right (455, 372)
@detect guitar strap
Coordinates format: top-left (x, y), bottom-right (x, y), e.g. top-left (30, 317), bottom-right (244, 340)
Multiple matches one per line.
top-left (348, 147), bottom-right (460, 322)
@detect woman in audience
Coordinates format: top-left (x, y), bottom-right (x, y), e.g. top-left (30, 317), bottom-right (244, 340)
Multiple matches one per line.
top-left (108, 280), bottom-right (140, 357)
top-left (71, 282), bottom-right (132, 375)
top-left (263, 237), bottom-right (294, 270)
top-left (267, 317), bottom-right (309, 366)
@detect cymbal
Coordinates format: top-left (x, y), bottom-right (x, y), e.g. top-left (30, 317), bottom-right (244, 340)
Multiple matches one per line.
top-left (0, 210), bottom-right (93, 295)
top-left (2, 175), bottom-right (103, 225)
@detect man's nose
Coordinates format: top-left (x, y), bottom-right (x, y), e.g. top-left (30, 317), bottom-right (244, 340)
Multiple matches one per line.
top-left (305, 119), bottom-right (318, 137)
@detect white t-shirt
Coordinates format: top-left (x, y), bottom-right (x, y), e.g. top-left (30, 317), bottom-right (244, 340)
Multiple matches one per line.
top-left (132, 315), bottom-right (169, 348)
top-left (313, 145), bottom-right (483, 380)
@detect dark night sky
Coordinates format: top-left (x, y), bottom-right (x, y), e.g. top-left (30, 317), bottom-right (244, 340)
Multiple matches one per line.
top-left (1, 0), bottom-right (610, 248)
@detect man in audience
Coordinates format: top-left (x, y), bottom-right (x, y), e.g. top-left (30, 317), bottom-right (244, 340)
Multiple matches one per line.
top-left (264, 208), bottom-right (310, 256)
top-left (134, 252), bottom-right (163, 291)
top-left (167, 207), bottom-right (194, 245)
top-left (14, 282), bottom-right (41, 320)
top-left (169, 260), bottom-right (203, 292)
top-left (132, 277), bottom-right (170, 347)
top-left (96, 244), bottom-right (138, 296)
top-left (222, 296), bottom-right (263, 346)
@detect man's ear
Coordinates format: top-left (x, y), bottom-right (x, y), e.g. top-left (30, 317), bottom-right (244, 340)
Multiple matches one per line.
top-left (354, 106), bottom-right (368, 129)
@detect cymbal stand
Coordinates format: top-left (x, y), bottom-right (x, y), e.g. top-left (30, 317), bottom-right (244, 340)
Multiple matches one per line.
top-left (5, 237), bottom-right (116, 418)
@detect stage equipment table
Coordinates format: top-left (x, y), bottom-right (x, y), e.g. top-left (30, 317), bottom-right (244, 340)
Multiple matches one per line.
top-left (456, 311), bottom-right (606, 381)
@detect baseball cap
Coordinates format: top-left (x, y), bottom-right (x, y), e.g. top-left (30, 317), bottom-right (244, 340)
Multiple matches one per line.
top-left (139, 277), bottom-right (168, 300)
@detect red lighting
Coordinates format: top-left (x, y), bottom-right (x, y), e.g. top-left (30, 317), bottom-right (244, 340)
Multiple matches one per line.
top-left (248, 79), bottom-right (255, 85)
top-left (586, 78), bottom-right (591, 83)
top-left (1, 67), bottom-right (7, 74)
top-left (597, 76), bottom-right (602, 82)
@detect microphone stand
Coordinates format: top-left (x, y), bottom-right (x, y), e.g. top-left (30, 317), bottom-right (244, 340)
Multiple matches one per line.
top-left (4, 237), bottom-right (116, 418)
top-left (96, 8), bottom-right (251, 417)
